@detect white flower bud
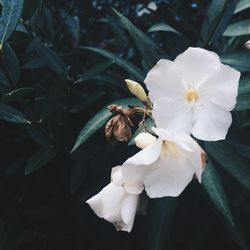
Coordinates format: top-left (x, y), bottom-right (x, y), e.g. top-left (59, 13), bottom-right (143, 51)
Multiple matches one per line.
top-left (125, 79), bottom-right (148, 103)
top-left (244, 40), bottom-right (250, 50)
top-left (134, 132), bottom-right (157, 149)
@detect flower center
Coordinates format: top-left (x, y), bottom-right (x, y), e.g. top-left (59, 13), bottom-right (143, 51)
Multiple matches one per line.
top-left (161, 140), bottom-right (177, 156)
top-left (185, 89), bottom-right (199, 104)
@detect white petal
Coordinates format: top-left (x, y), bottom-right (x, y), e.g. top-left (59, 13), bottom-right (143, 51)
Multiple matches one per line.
top-left (144, 59), bottom-right (185, 102)
top-left (144, 156), bottom-right (195, 198)
top-left (192, 102), bottom-right (232, 141)
top-left (152, 98), bottom-right (193, 134)
top-left (120, 194), bottom-right (139, 232)
top-left (123, 138), bottom-right (162, 166)
top-left (134, 132), bottom-right (157, 149)
top-left (174, 47), bottom-right (220, 87)
top-left (199, 64), bottom-right (240, 111)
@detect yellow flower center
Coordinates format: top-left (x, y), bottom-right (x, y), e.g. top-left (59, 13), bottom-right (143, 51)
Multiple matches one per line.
top-left (161, 140), bottom-right (178, 157)
top-left (185, 89), bottom-right (199, 103)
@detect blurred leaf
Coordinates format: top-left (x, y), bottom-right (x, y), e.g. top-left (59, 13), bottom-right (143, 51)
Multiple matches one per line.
top-left (23, 0), bottom-right (41, 19)
top-left (238, 76), bottom-right (250, 95)
top-left (234, 94), bottom-right (250, 111)
top-left (75, 61), bottom-right (113, 84)
top-left (220, 52), bottom-right (250, 72)
top-left (112, 8), bottom-right (160, 70)
top-left (224, 19), bottom-right (250, 36)
top-left (22, 58), bottom-right (45, 69)
top-left (229, 142), bottom-right (250, 158)
top-left (234, 0), bottom-right (250, 13)
top-left (148, 22), bottom-right (182, 35)
top-left (0, 0), bottom-right (24, 45)
top-left (0, 87), bottom-right (33, 103)
top-left (0, 103), bottom-right (30, 124)
top-left (32, 38), bottom-right (66, 74)
top-left (202, 160), bottom-right (235, 227)
top-left (25, 145), bottom-right (58, 175)
top-left (205, 141), bottom-right (250, 190)
top-left (0, 43), bottom-right (20, 87)
top-left (128, 118), bottom-right (155, 145)
top-left (145, 197), bottom-right (178, 250)
top-left (71, 98), bottom-right (143, 152)
top-left (82, 46), bottom-right (145, 81)
top-left (201, 0), bottom-right (237, 45)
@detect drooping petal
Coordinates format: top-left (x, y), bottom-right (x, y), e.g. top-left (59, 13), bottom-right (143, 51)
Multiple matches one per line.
top-left (152, 98), bottom-right (193, 134)
top-left (144, 59), bottom-right (185, 102)
top-left (174, 47), bottom-right (220, 87)
top-left (120, 194), bottom-right (139, 232)
top-left (124, 138), bottom-right (162, 166)
top-left (199, 64), bottom-right (240, 111)
top-left (192, 102), bottom-right (232, 141)
top-left (144, 156), bottom-right (195, 198)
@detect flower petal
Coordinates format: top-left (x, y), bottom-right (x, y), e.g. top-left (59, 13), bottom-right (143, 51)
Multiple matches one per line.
top-left (134, 132), bottom-right (157, 149)
top-left (192, 102), bottom-right (232, 141)
top-left (144, 156), bottom-right (195, 198)
top-left (199, 64), bottom-right (240, 111)
top-left (174, 47), bottom-right (220, 87)
top-left (144, 59), bottom-right (185, 102)
top-left (152, 98), bottom-right (193, 134)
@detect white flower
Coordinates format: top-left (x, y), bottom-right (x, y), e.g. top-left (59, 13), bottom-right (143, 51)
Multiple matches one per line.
top-left (86, 166), bottom-right (143, 232)
top-left (144, 47), bottom-right (241, 141)
top-left (122, 128), bottom-right (204, 198)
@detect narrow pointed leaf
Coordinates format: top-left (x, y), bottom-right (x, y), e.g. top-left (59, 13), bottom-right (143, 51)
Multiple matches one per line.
top-left (0, 103), bottom-right (30, 124)
top-left (234, 95), bottom-right (250, 111)
top-left (202, 161), bottom-right (235, 227)
top-left (25, 145), bottom-right (58, 175)
top-left (224, 20), bottom-right (250, 36)
top-left (0, 87), bottom-right (33, 103)
top-left (71, 98), bottom-right (143, 152)
top-left (148, 23), bottom-right (182, 35)
top-left (0, 0), bottom-right (24, 44)
top-left (234, 0), bottom-right (250, 13)
top-left (238, 76), bottom-right (250, 95)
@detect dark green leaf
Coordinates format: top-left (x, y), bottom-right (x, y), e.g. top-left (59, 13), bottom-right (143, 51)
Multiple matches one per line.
top-left (32, 38), bottom-right (66, 75)
top-left (0, 103), bottom-right (30, 124)
top-left (220, 52), bottom-right (250, 72)
top-left (229, 142), bottom-right (250, 158)
top-left (75, 61), bottom-right (113, 84)
top-left (23, 0), bottom-right (42, 20)
top-left (25, 145), bottom-right (58, 175)
top-left (0, 87), bottom-right (33, 103)
top-left (234, 95), bottom-right (250, 111)
top-left (22, 58), bottom-right (45, 69)
top-left (82, 46), bottom-right (145, 81)
top-left (238, 76), bottom-right (250, 95)
top-left (112, 8), bottom-right (160, 70)
top-left (224, 20), bottom-right (250, 36)
top-left (0, 0), bottom-right (24, 44)
top-left (202, 160), bottom-right (235, 227)
top-left (205, 141), bottom-right (250, 190)
top-left (71, 98), bottom-right (143, 152)
top-left (234, 0), bottom-right (250, 13)
top-left (148, 23), bottom-right (182, 35)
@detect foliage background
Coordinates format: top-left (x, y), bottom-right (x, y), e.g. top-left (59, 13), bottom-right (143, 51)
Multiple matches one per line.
top-left (0, 0), bottom-right (250, 249)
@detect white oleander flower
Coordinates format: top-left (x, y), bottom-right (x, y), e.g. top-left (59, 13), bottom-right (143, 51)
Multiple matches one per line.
top-left (144, 47), bottom-right (241, 141)
top-left (86, 166), bottom-right (143, 232)
top-left (121, 128), bottom-right (204, 198)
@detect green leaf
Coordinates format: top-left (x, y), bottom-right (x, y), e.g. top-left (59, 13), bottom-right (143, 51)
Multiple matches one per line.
top-left (0, 43), bottom-right (20, 87)
top-left (0, 0), bottom-right (24, 44)
top-left (148, 22), bottom-right (182, 35)
top-left (71, 98), bottom-right (143, 152)
top-left (202, 160), bottom-right (235, 227)
top-left (0, 103), bottom-right (30, 124)
top-left (234, 94), bottom-right (250, 111)
top-left (82, 46), bottom-right (145, 82)
top-left (229, 142), bottom-right (250, 158)
top-left (220, 52), bottom-right (250, 72)
top-left (205, 141), bottom-right (250, 190)
top-left (25, 145), bottom-right (58, 175)
top-left (0, 87), bottom-right (33, 103)
top-left (201, 0), bottom-right (237, 45)
top-left (224, 19), bottom-right (250, 36)
top-left (128, 118), bottom-right (155, 146)
top-left (23, 0), bottom-right (41, 20)
top-left (234, 0), bottom-right (250, 13)
top-left (238, 76), bottom-right (250, 95)
top-left (112, 8), bottom-right (160, 70)
top-left (32, 38), bottom-right (66, 75)
top-left (75, 61), bottom-right (113, 84)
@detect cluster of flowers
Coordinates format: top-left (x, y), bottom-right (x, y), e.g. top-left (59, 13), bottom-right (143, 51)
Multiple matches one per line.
top-left (86, 47), bottom-right (240, 232)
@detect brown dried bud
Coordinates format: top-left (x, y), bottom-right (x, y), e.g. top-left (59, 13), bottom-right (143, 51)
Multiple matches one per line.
top-left (107, 105), bottom-right (123, 114)
top-left (105, 114), bottom-right (132, 142)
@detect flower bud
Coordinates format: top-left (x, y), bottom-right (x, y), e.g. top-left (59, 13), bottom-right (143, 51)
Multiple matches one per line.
top-left (244, 40), bottom-right (250, 50)
top-left (134, 132), bottom-right (157, 149)
top-left (125, 79), bottom-right (148, 103)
